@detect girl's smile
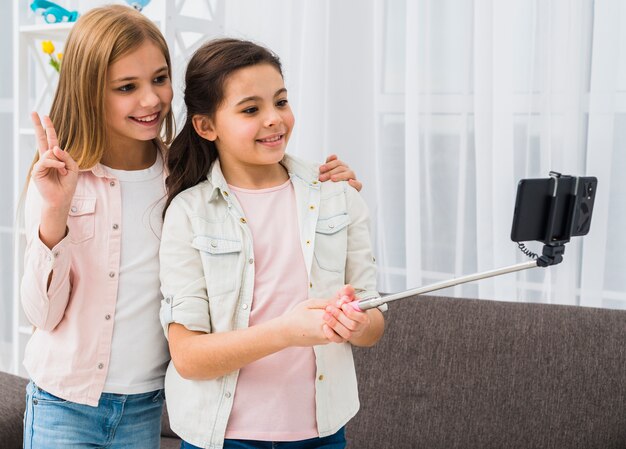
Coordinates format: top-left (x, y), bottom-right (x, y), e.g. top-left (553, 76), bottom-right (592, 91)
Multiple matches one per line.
top-left (256, 132), bottom-right (286, 147)
top-left (195, 62), bottom-right (295, 188)
top-left (130, 111), bottom-right (161, 127)
top-left (104, 41), bottom-right (173, 165)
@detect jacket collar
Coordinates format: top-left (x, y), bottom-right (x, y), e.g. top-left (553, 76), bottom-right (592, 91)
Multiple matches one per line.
top-left (206, 154), bottom-right (320, 201)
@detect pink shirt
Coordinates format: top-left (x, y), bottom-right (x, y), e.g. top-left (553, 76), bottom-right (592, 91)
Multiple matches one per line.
top-left (225, 180), bottom-right (317, 441)
top-left (20, 160), bottom-right (168, 406)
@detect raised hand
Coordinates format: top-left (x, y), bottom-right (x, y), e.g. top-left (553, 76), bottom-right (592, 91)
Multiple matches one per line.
top-left (30, 112), bottom-right (80, 249)
top-left (318, 154), bottom-right (363, 191)
top-left (30, 112), bottom-right (79, 208)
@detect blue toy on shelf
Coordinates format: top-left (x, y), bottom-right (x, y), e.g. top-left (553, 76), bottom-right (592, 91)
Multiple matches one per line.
top-left (30, 0), bottom-right (78, 24)
top-left (124, 0), bottom-right (151, 12)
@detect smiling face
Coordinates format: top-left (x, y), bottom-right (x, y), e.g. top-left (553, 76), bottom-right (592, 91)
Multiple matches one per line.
top-left (201, 63), bottom-right (295, 173)
top-left (104, 40), bottom-right (173, 152)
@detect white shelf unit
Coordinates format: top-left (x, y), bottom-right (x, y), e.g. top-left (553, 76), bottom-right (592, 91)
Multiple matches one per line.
top-left (11, 0), bottom-right (224, 377)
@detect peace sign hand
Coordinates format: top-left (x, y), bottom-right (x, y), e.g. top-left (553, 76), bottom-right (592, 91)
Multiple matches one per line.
top-left (30, 112), bottom-right (79, 209)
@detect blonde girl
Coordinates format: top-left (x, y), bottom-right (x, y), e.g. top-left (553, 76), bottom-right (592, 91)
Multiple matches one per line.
top-left (160, 38), bottom-right (385, 449)
top-left (21, 6), bottom-right (357, 448)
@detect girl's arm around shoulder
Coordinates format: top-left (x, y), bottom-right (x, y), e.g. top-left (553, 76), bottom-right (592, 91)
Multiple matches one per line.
top-left (318, 154), bottom-right (362, 191)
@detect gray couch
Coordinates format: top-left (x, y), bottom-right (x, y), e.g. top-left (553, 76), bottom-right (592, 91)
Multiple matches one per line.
top-left (3, 295), bottom-right (626, 449)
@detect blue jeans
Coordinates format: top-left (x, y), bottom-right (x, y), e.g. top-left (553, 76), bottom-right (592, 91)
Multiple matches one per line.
top-left (181, 427), bottom-right (346, 449)
top-left (23, 380), bottom-right (164, 449)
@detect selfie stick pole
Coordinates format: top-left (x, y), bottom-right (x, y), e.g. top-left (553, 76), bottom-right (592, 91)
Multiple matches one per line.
top-left (353, 243), bottom-right (565, 311)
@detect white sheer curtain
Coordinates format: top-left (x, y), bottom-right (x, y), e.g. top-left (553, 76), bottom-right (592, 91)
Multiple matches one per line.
top-left (397, 0), bottom-right (625, 307)
top-left (225, 0), bottom-right (626, 308)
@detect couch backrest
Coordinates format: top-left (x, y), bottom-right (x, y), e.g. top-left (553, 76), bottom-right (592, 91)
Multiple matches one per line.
top-left (347, 295), bottom-right (626, 449)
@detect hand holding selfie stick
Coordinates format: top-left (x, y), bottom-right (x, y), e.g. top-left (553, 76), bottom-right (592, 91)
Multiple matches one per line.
top-left (352, 172), bottom-right (597, 312)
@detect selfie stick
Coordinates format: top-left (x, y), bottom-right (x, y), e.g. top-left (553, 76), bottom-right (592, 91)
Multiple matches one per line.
top-left (354, 171), bottom-right (580, 312)
top-left (352, 244), bottom-right (564, 311)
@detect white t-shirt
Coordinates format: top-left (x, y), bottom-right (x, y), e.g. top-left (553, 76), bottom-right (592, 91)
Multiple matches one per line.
top-left (102, 152), bottom-right (169, 394)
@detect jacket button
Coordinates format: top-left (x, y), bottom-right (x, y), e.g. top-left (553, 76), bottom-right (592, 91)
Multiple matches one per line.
top-left (71, 206), bottom-right (77, 213)
top-left (225, 392), bottom-right (232, 398)
top-left (105, 314), bottom-right (111, 320)
top-left (109, 272), bottom-right (115, 278)
top-left (242, 304), bottom-right (248, 310)
top-left (318, 374), bottom-right (324, 381)
top-left (112, 224), bottom-right (119, 230)
top-left (240, 218), bottom-right (247, 224)
top-left (110, 181), bottom-right (116, 187)
top-left (98, 363), bottom-right (104, 369)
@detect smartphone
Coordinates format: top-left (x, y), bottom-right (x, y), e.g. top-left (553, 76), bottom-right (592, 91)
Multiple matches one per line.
top-left (510, 175), bottom-right (597, 244)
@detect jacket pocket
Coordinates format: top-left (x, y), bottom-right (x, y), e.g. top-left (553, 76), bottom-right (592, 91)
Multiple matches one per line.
top-left (314, 214), bottom-right (350, 273)
top-left (68, 197), bottom-right (96, 244)
top-left (192, 235), bottom-right (242, 297)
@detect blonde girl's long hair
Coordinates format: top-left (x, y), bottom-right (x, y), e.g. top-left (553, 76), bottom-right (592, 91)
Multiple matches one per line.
top-left (29, 4), bottom-right (174, 175)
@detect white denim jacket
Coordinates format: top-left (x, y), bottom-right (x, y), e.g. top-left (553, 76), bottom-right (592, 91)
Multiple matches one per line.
top-left (159, 154), bottom-right (380, 449)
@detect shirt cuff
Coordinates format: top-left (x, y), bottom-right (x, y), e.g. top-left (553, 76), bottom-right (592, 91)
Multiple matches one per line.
top-left (159, 295), bottom-right (212, 339)
top-left (31, 227), bottom-right (72, 293)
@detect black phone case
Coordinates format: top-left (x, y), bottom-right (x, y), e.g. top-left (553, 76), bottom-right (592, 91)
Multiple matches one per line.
top-left (510, 176), bottom-right (597, 244)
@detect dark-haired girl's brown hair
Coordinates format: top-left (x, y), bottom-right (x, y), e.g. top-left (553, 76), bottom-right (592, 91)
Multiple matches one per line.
top-left (163, 38), bottom-right (283, 217)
